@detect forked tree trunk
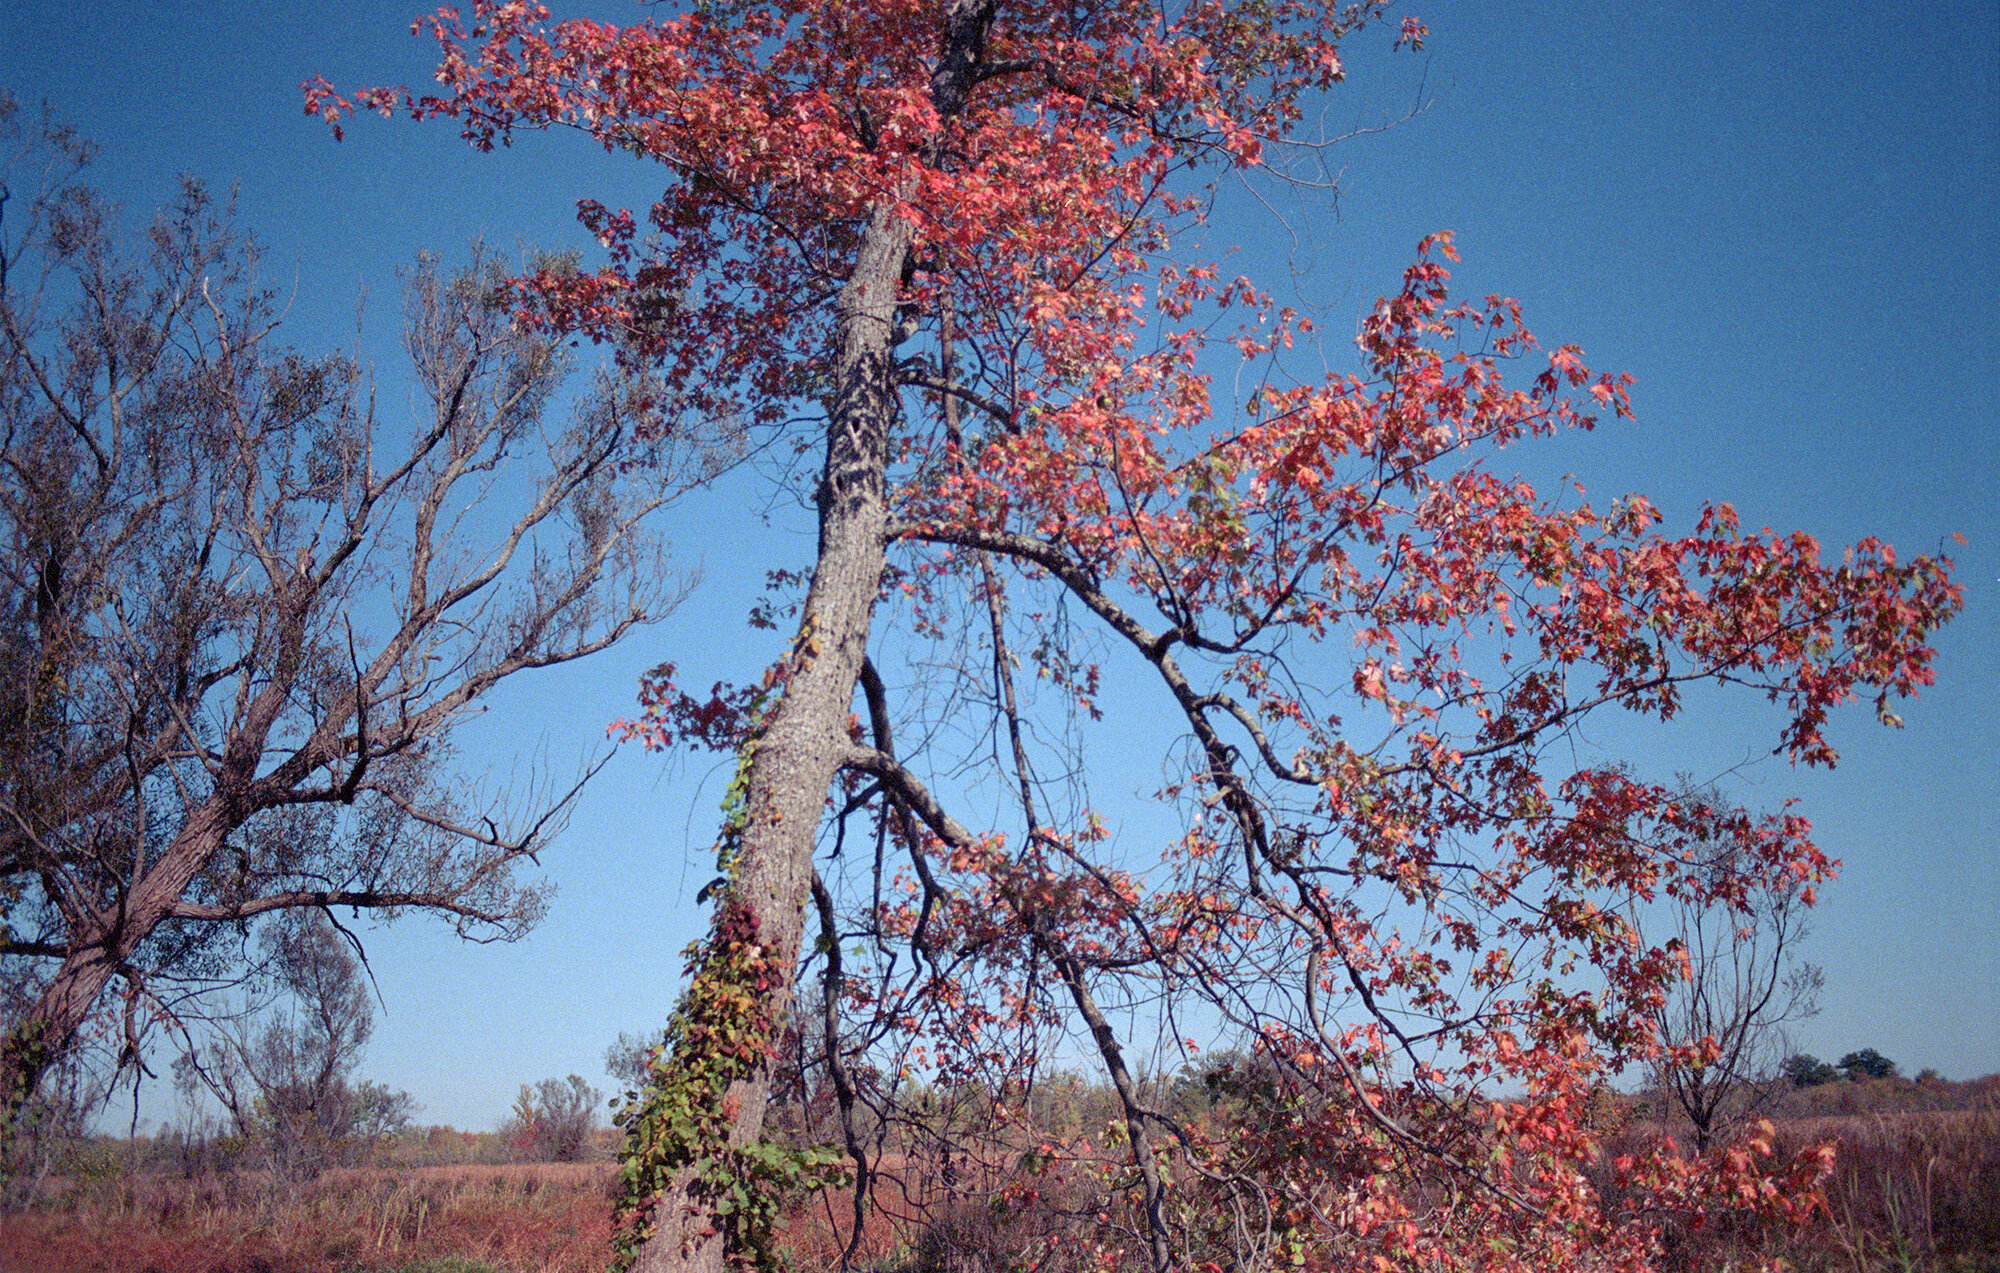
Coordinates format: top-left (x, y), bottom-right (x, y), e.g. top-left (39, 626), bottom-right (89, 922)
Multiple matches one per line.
top-left (1, 799), bottom-right (236, 1141)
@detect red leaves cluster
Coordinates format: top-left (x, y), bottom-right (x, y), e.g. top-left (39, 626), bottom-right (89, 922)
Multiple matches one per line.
top-left (613, 661), bottom-right (777, 754)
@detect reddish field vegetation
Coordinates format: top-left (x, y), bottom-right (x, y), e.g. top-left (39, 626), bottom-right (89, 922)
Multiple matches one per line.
top-left (4, 1098), bottom-right (1996, 1273)
top-left (0, 1163), bottom-right (616, 1273)
top-left (1598, 1106), bottom-right (2000, 1273)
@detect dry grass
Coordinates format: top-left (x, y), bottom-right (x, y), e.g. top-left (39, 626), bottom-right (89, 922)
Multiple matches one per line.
top-left (1811, 1107), bottom-right (2000, 1273)
top-left (0, 1162), bottom-right (615, 1273)
top-left (1597, 1105), bottom-right (2000, 1273)
top-left (5, 1106), bottom-right (1995, 1273)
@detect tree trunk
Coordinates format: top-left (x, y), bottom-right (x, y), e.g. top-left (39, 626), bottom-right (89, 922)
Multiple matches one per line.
top-left (626, 5), bottom-right (1009, 1264)
top-left (1, 798), bottom-right (235, 1140)
top-left (630, 198), bottom-right (912, 1273)
top-left (0, 947), bottom-right (115, 1136)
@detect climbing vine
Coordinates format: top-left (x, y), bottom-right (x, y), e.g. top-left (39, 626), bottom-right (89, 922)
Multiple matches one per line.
top-left (0, 1019), bottom-right (52, 1179)
top-left (611, 721), bottom-right (845, 1273)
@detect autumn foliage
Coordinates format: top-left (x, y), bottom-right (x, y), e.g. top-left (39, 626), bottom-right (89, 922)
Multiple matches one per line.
top-left (310, 1), bottom-right (1962, 1270)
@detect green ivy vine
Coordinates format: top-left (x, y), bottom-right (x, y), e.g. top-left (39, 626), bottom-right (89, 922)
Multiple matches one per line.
top-left (611, 727), bottom-right (846, 1273)
top-left (0, 1018), bottom-right (52, 1177)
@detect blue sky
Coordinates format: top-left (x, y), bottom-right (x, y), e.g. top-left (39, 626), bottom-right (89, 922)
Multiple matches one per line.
top-left (3, 0), bottom-right (1995, 1131)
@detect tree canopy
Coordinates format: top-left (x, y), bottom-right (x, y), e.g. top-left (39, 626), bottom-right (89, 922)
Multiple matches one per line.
top-left (312, 2), bottom-right (1962, 1270)
top-left (0, 95), bottom-right (714, 1141)
top-left (1839, 1048), bottom-right (1898, 1081)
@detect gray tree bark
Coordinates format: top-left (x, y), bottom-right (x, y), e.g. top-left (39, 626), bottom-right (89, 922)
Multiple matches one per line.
top-left (626, 6), bottom-right (1004, 1268)
top-left (630, 194), bottom-right (913, 1273)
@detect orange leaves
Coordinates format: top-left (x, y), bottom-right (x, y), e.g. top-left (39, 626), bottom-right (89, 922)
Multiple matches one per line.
top-left (1616, 1119), bottom-right (1835, 1233)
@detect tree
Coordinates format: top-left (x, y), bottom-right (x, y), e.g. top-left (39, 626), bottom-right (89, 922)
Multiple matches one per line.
top-left (1783, 1053), bottom-right (1839, 1088)
top-left (503, 1073), bottom-right (604, 1162)
top-left (1839, 1048), bottom-right (1898, 1081)
top-left (315, 3), bottom-right (1961, 1271)
top-left (0, 96), bottom-right (717, 1138)
top-left (0, 1025), bottom-right (114, 1203)
top-left (175, 913), bottom-right (415, 1176)
top-left (1635, 786), bottom-right (1826, 1152)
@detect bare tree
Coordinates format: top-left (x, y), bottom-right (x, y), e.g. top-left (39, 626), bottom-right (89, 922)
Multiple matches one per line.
top-left (605, 1029), bottom-right (664, 1092)
top-left (0, 98), bottom-right (719, 1137)
top-left (1639, 787), bottom-right (1825, 1152)
top-left (503, 1072), bottom-right (603, 1162)
top-left (175, 913), bottom-right (414, 1177)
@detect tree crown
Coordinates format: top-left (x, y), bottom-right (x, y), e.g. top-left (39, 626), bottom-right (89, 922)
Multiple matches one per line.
top-left (308, 3), bottom-right (1962, 1269)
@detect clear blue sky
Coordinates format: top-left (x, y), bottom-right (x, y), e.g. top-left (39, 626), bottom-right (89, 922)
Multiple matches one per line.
top-left (4, 0), bottom-right (1995, 1132)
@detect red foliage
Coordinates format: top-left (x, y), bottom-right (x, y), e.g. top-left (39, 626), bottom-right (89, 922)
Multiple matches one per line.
top-left (312, 2), bottom-right (1960, 1268)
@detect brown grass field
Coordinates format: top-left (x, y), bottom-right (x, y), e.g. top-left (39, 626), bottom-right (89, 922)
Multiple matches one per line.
top-left (0, 1163), bottom-right (616, 1273)
top-left (3, 1106), bottom-right (1996, 1273)
top-left (1597, 1107), bottom-right (2000, 1273)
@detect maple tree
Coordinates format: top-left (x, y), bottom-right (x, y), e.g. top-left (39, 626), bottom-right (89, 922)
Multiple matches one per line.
top-left (314, 1), bottom-right (1960, 1270)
